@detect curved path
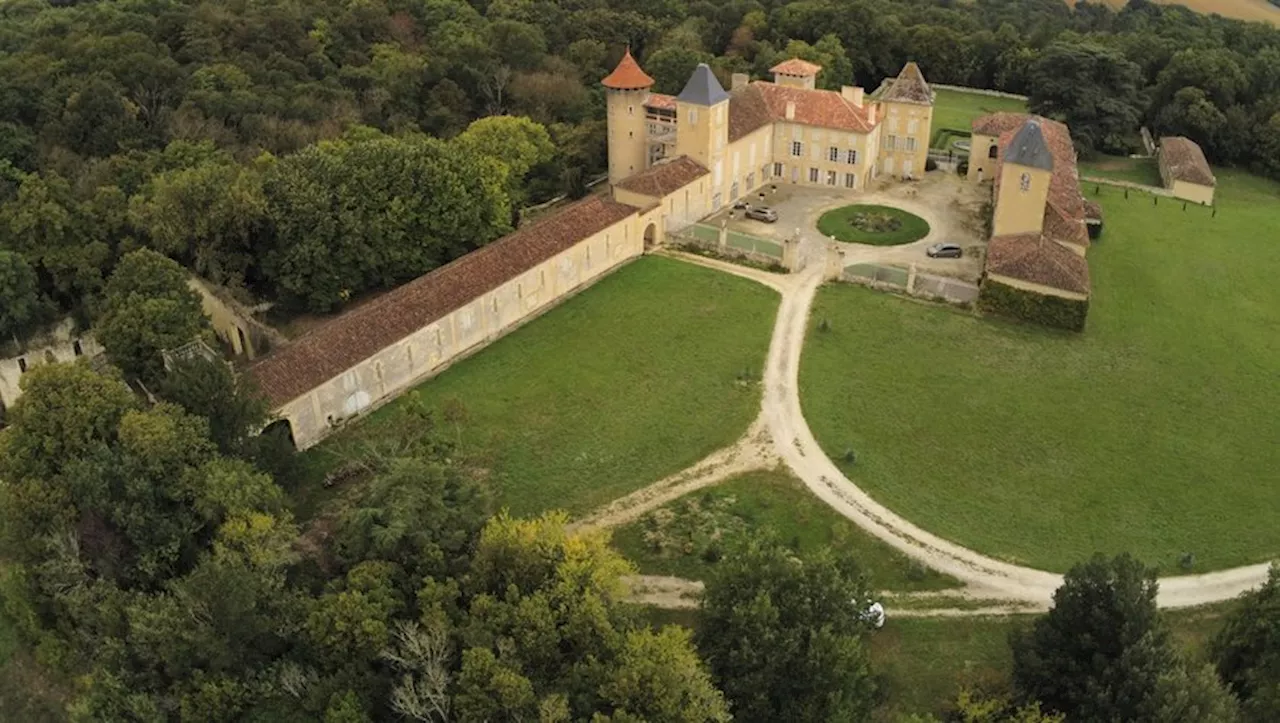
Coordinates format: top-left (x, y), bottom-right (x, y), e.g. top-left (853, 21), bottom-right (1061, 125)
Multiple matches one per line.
top-left (662, 251), bottom-right (1270, 609)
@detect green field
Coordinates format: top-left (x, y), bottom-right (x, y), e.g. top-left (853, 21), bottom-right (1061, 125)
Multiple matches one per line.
top-left (816, 204), bottom-right (931, 245)
top-left (294, 256), bottom-right (779, 520)
top-left (1079, 154), bottom-right (1164, 186)
top-left (930, 88), bottom-right (1028, 148)
top-left (611, 469), bottom-right (959, 592)
top-left (800, 172), bottom-right (1280, 572)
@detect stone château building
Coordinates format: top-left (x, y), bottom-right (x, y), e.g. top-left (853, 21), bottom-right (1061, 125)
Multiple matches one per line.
top-left (248, 54), bottom-right (935, 449)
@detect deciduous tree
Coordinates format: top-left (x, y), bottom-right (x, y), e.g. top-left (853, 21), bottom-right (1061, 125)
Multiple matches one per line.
top-left (96, 248), bottom-right (208, 382)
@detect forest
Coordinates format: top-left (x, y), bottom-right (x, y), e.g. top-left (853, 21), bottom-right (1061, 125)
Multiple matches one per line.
top-left (2, 0), bottom-right (1280, 333)
top-left (3, 0), bottom-right (1280, 720)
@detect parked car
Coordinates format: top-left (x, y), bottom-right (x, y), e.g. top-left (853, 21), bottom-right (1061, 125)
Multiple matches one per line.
top-left (745, 206), bottom-right (778, 223)
top-left (732, 199), bottom-right (751, 210)
top-left (926, 243), bottom-right (963, 258)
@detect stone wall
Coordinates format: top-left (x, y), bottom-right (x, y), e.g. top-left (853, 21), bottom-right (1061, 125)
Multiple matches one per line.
top-left (276, 208), bottom-right (656, 449)
top-left (930, 83), bottom-right (1029, 101)
top-left (0, 319), bottom-right (104, 407)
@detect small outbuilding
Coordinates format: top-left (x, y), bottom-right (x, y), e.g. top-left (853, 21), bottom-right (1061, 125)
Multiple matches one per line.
top-left (1157, 136), bottom-right (1215, 206)
top-left (1083, 199), bottom-right (1103, 240)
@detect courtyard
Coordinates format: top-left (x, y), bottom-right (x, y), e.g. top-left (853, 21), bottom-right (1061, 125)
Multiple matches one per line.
top-left (702, 171), bottom-right (989, 281)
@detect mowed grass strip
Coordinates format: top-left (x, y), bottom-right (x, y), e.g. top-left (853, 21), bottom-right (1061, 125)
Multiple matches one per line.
top-left (930, 88), bottom-right (1028, 148)
top-left (816, 204), bottom-right (931, 245)
top-left (298, 256), bottom-right (779, 519)
top-left (610, 469), bottom-right (959, 592)
top-left (801, 171), bottom-right (1280, 572)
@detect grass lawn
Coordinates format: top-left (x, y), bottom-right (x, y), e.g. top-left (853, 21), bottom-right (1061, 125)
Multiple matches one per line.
top-left (930, 88), bottom-right (1028, 148)
top-left (610, 469), bottom-right (959, 592)
top-left (1079, 154), bottom-right (1164, 187)
top-left (292, 256), bottom-right (779, 520)
top-left (816, 204), bottom-right (931, 245)
top-left (801, 171), bottom-right (1280, 573)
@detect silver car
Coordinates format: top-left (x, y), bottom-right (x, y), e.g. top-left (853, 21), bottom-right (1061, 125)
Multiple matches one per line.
top-left (926, 243), bottom-right (962, 258)
top-left (745, 206), bottom-right (778, 223)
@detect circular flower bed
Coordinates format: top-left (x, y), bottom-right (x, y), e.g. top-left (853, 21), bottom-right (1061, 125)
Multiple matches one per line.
top-left (816, 204), bottom-right (931, 245)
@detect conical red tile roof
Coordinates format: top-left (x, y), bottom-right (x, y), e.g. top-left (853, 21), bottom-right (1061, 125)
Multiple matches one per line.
top-left (601, 49), bottom-right (655, 90)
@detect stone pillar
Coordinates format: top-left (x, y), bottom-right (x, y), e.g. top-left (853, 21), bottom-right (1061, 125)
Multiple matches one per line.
top-left (907, 263), bottom-right (918, 293)
top-left (718, 219), bottom-right (728, 252)
top-left (782, 237), bottom-right (799, 272)
top-left (824, 243), bottom-right (846, 281)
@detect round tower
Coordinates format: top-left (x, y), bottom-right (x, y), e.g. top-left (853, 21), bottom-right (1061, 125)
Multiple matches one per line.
top-left (601, 49), bottom-right (654, 185)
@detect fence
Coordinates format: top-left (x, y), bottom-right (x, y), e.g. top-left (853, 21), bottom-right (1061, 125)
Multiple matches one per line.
top-left (670, 224), bottom-right (789, 270)
top-left (930, 83), bottom-right (1029, 101)
top-left (842, 263), bottom-right (979, 305)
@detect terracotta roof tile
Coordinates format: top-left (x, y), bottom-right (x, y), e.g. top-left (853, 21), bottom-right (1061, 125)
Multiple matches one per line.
top-left (989, 114), bottom-right (1085, 241)
top-left (770, 58), bottom-right (823, 77)
top-left (614, 156), bottom-right (708, 198)
top-left (644, 93), bottom-right (676, 111)
top-left (729, 81), bottom-right (874, 137)
top-left (1083, 199), bottom-right (1103, 221)
top-left (987, 233), bottom-right (1091, 295)
top-left (880, 62), bottom-right (932, 105)
top-left (1043, 201), bottom-right (1089, 249)
top-left (1159, 136), bottom-right (1215, 187)
top-left (248, 196), bottom-right (639, 406)
top-left (727, 84), bottom-right (774, 142)
top-left (601, 49), bottom-right (654, 90)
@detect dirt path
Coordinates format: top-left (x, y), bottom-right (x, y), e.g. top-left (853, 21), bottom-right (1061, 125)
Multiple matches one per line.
top-left (572, 417), bottom-right (777, 531)
top-left (623, 251), bottom-right (1273, 611)
top-left (626, 575), bottom-right (704, 610)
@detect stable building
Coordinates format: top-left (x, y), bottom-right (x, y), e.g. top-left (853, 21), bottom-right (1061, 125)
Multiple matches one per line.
top-left (1157, 136), bottom-right (1216, 205)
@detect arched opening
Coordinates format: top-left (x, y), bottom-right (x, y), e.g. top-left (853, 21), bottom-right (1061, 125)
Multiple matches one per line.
top-left (643, 222), bottom-right (657, 250)
top-left (261, 418), bottom-right (296, 451)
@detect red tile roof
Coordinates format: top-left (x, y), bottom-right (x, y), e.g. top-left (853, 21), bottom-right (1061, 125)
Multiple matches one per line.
top-left (248, 196), bottom-right (639, 406)
top-left (880, 62), bottom-right (932, 105)
top-left (972, 112), bottom-right (1029, 137)
top-left (987, 233), bottom-right (1091, 295)
top-left (770, 58), bottom-right (823, 77)
top-left (644, 93), bottom-right (676, 111)
top-left (614, 156), bottom-right (708, 198)
top-left (601, 49), bottom-right (654, 90)
top-left (1159, 136), bottom-right (1215, 187)
top-left (728, 81), bottom-right (875, 138)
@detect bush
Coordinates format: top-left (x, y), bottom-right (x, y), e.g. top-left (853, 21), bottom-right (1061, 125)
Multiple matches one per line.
top-left (925, 158), bottom-right (938, 172)
top-left (978, 279), bottom-right (1088, 332)
top-left (957, 161), bottom-right (970, 176)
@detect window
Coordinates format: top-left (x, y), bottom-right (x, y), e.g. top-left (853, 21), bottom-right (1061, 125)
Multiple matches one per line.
top-left (791, 141), bottom-right (802, 157)
top-left (845, 173), bottom-right (857, 188)
top-left (690, 109), bottom-right (698, 125)
top-left (884, 134), bottom-right (897, 150)
top-left (907, 118), bottom-right (918, 134)
top-left (988, 144), bottom-right (998, 159)
top-left (906, 137), bottom-right (917, 152)
top-left (17, 357), bottom-right (26, 374)
top-left (829, 146), bottom-right (839, 162)
top-left (746, 172), bottom-right (755, 189)
top-left (808, 167), bottom-right (819, 183)
top-left (73, 340), bottom-right (83, 356)
top-left (731, 181), bottom-right (739, 199)
top-left (773, 162), bottom-right (784, 177)
top-left (826, 170), bottom-right (837, 186)
top-left (846, 149), bottom-right (857, 165)
top-left (628, 105), bottom-right (633, 116)
top-left (1019, 172), bottom-right (1031, 192)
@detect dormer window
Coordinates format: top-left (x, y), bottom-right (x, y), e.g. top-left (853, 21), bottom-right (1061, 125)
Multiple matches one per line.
top-left (1019, 172), bottom-right (1031, 192)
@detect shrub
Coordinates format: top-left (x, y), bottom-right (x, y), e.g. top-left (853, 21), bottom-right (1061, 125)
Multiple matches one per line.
top-left (978, 279), bottom-right (1088, 332)
top-left (817, 318), bottom-right (832, 333)
top-left (925, 158), bottom-right (938, 172)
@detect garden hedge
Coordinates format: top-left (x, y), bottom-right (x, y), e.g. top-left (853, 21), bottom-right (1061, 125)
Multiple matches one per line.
top-left (978, 278), bottom-right (1088, 332)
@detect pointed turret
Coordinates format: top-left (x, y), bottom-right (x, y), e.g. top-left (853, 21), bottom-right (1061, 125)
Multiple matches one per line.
top-left (602, 49), bottom-right (654, 184)
top-left (601, 48), bottom-right (655, 90)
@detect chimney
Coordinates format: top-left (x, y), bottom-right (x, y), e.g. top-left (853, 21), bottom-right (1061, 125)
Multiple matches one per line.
top-left (785, 101), bottom-right (796, 121)
top-left (841, 86), bottom-right (864, 107)
top-left (731, 72), bottom-right (749, 91)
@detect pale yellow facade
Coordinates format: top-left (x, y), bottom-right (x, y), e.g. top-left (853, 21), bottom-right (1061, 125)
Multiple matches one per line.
top-left (606, 87), bottom-right (651, 185)
top-left (278, 207), bottom-right (661, 449)
top-left (1169, 179), bottom-right (1215, 205)
top-left (967, 133), bottom-right (1001, 182)
top-left (768, 122), bottom-right (879, 191)
top-left (878, 101), bottom-right (932, 178)
top-left (0, 318), bottom-right (103, 408)
top-left (991, 163), bottom-right (1051, 237)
